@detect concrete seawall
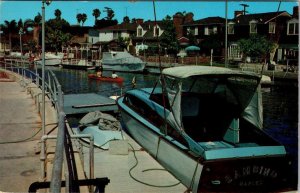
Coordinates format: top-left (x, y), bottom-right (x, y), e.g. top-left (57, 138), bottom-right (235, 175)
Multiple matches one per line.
top-left (0, 69), bottom-right (58, 192)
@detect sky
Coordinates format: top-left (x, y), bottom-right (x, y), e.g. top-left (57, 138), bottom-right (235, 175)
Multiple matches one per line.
top-left (0, 1), bottom-right (298, 26)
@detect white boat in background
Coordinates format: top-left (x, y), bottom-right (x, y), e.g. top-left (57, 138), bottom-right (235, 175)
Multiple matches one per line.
top-left (61, 59), bottom-right (100, 70)
top-left (117, 66), bottom-right (294, 192)
top-left (35, 53), bottom-right (63, 66)
top-left (101, 51), bottom-right (146, 72)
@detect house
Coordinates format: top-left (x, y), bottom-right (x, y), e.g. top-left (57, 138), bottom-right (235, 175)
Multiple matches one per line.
top-left (133, 20), bottom-right (166, 46)
top-left (276, 6), bottom-right (299, 65)
top-left (227, 9), bottom-right (296, 63)
top-left (88, 28), bottom-right (100, 44)
top-left (97, 22), bottom-right (137, 51)
top-left (182, 17), bottom-right (225, 56)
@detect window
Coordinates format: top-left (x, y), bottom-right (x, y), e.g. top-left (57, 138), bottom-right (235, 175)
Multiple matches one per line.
top-left (113, 31), bottom-right (121, 39)
top-left (204, 27), bottom-right (209, 35)
top-left (194, 27), bottom-right (198, 35)
top-left (249, 20), bottom-right (257, 34)
top-left (269, 22), bottom-right (276, 34)
top-left (187, 27), bottom-right (191, 35)
top-left (213, 26), bottom-right (218, 34)
top-left (228, 22), bottom-right (235, 34)
top-left (137, 28), bottom-right (143, 37)
top-left (154, 26), bottom-right (159, 37)
top-left (287, 19), bottom-right (299, 35)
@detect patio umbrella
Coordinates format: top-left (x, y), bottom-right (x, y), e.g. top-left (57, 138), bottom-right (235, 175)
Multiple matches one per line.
top-left (185, 45), bottom-right (200, 51)
top-left (136, 44), bottom-right (148, 50)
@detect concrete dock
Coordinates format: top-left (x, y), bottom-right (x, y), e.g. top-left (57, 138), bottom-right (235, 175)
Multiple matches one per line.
top-left (0, 70), bottom-right (59, 192)
top-left (0, 78), bottom-right (42, 192)
top-left (0, 71), bottom-right (50, 192)
top-left (0, 69), bottom-right (187, 192)
top-left (68, 126), bottom-right (187, 193)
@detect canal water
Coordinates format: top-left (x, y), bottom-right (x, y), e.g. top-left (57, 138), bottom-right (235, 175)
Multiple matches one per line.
top-left (48, 66), bottom-right (298, 180)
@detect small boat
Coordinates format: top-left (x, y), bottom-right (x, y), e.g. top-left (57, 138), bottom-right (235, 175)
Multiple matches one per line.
top-left (117, 66), bottom-right (294, 192)
top-left (88, 74), bottom-right (124, 83)
top-left (101, 51), bottom-right (146, 72)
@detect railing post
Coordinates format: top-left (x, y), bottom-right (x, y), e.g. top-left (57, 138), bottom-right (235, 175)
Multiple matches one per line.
top-left (50, 112), bottom-right (65, 193)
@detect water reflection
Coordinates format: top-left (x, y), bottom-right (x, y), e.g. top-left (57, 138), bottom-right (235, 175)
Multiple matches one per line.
top-left (49, 67), bottom-right (298, 178)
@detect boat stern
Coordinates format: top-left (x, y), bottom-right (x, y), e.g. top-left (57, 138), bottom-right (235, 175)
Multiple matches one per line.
top-left (197, 156), bottom-right (294, 192)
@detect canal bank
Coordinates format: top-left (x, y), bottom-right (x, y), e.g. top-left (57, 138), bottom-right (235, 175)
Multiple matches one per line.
top-left (145, 62), bottom-right (298, 83)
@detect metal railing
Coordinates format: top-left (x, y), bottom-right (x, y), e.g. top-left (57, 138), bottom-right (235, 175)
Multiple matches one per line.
top-left (0, 59), bottom-right (109, 192)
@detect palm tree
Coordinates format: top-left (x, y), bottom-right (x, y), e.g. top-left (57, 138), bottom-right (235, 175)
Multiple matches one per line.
top-left (3, 20), bottom-right (18, 53)
top-left (76, 13), bottom-right (83, 25)
top-left (104, 7), bottom-right (115, 20)
top-left (92, 9), bottom-right (101, 25)
top-left (54, 9), bottom-right (62, 20)
top-left (81, 13), bottom-right (87, 26)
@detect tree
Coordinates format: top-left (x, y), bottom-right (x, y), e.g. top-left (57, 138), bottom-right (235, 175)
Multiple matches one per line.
top-left (200, 34), bottom-right (223, 56)
top-left (17, 19), bottom-right (23, 29)
top-left (238, 34), bottom-right (276, 63)
top-left (45, 14), bottom-right (70, 52)
top-left (26, 40), bottom-right (37, 53)
top-left (104, 7), bottom-right (115, 20)
top-left (3, 20), bottom-right (18, 53)
top-left (81, 13), bottom-right (87, 26)
top-left (54, 9), bottom-right (62, 20)
top-left (92, 9), bottom-right (101, 25)
top-left (32, 13), bottom-right (42, 47)
top-left (118, 37), bottom-right (130, 51)
top-left (76, 13), bottom-right (83, 25)
top-left (46, 29), bottom-right (71, 53)
top-left (131, 18), bottom-right (136, 24)
top-left (123, 16), bottom-right (130, 24)
top-left (159, 15), bottom-right (179, 56)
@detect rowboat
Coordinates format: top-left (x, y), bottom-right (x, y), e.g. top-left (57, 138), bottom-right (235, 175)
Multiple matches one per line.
top-left (116, 66), bottom-right (294, 192)
top-left (88, 74), bottom-right (124, 83)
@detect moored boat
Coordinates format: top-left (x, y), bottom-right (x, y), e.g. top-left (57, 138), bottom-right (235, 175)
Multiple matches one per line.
top-left (101, 51), bottom-right (146, 72)
top-left (116, 65), bottom-right (294, 192)
top-left (35, 53), bottom-right (63, 66)
top-left (88, 74), bottom-right (124, 83)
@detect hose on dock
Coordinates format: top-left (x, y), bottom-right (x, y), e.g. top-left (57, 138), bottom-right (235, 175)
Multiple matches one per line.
top-left (128, 143), bottom-right (181, 188)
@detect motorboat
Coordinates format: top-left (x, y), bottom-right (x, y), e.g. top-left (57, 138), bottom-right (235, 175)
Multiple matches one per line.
top-left (101, 51), bottom-right (146, 72)
top-left (116, 66), bottom-right (294, 192)
top-left (35, 53), bottom-right (63, 66)
top-left (88, 74), bottom-right (124, 83)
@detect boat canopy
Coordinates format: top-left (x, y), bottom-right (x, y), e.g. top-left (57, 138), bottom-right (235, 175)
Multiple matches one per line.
top-left (159, 66), bottom-right (263, 134)
top-left (162, 66), bottom-right (259, 79)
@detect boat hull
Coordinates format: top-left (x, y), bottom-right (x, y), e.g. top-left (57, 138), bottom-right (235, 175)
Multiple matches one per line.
top-left (101, 62), bottom-right (146, 72)
top-left (101, 51), bottom-right (146, 72)
top-left (35, 58), bottom-right (62, 66)
top-left (119, 105), bottom-right (202, 192)
top-left (117, 95), bottom-right (294, 192)
top-left (88, 74), bottom-right (124, 83)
